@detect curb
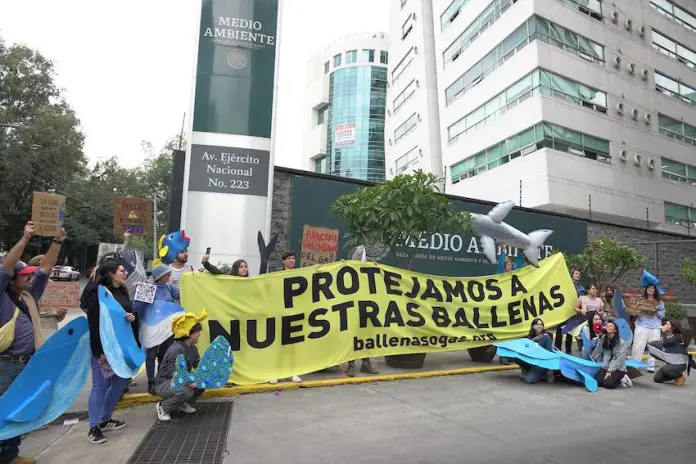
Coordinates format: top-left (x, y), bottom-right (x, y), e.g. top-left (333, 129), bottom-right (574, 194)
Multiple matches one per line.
top-left (115, 364), bottom-right (519, 409)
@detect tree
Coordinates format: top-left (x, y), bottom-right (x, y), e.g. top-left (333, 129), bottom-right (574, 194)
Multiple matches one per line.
top-left (331, 171), bottom-right (469, 270)
top-left (567, 238), bottom-right (647, 291)
top-left (681, 258), bottom-right (696, 287)
top-left (0, 37), bottom-right (87, 249)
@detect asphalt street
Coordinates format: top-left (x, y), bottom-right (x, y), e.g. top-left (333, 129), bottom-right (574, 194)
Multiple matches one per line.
top-left (21, 370), bottom-right (696, 464)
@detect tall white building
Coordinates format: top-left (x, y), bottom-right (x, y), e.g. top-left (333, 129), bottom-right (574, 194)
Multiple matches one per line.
top-left (304, 33), bottom-right (390, 183)
top-left (387, 0), bottom-right (696, 234)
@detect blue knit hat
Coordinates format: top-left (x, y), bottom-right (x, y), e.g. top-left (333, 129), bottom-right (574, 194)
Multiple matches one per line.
top-left (151, 264), bottom-right (172, 282)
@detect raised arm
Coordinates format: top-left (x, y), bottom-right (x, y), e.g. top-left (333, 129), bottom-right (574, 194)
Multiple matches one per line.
top-left (39, 228), bottom-right (67, 275)
top-left (121, 230), bottom-right (133, 251)
top-left (3, 222), bottom-right (35, 274)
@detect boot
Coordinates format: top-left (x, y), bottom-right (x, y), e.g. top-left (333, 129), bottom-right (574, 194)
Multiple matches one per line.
top-left (148, 381), bottom-right (156, 395)
top-left (360, 359), bottom-right (378, 375)
top-left (675, 373), bottom-right (687, 386)
top-left (346, 361), bottom-right (356, 377)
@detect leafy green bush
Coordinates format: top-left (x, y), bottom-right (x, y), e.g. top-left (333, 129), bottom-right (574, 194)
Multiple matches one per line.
top-left (665, 302), bottom-right (687, 321)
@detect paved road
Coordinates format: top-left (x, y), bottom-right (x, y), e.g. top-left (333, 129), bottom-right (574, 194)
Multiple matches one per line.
top-left (21, 370), bottom-right (696, 464)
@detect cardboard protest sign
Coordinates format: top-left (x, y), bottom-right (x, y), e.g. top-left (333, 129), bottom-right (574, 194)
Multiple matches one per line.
top-left (300, 225), bottom-right (339, 267)
top-left (113, 197), bottom-right (153, 235)
top-left (31, 192), bottom-right (66, 236)
top-left (40, 281), bottom-right (80, 313)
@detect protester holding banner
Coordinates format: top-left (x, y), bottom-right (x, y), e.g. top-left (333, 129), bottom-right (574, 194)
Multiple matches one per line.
top-left (631, 284), bottom-right (665, 373)
top-left (0, 221), bottom-right (66, 464)
top-left (591, 321), bottom-right (631, 389)
top-left (84, 261), bottom-right (136, 444)
top-left (555, 268), bottom-right (586, 353)
top-left (201, 255), bottom-right (249, 277)
top-left (496, 245), bottom-right (525, 274)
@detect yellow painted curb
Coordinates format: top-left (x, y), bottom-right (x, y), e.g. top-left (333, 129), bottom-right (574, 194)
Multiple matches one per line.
top-left (116, 364), bottom-right (518, 409)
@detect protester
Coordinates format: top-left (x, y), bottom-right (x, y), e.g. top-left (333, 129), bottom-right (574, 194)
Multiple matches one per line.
top-left (132, 264), bottom-right (178, 395)
top-left (652, 318), bottom-right (688, 386)
top-left (169, 249), bottom-right (195, 292)
top-left (201, 256), bottom-right (249, 277)
top-left (84, 261), bottom-right (138, 444)
top-left (631, 284), bottom-right (665, 373)
top-left (496, 245), bottom-right (524, 274)
top-left (568, 283), bottom-right (605, 340)
top-left (270, 251), bottom-right (302, 384)
top-left (155, 312), bottom-right (207, 422)
top-left (579, 313), bottom-right (606, 360)
top-left (555, 268), bottom-right (586, 353)
top-left (0, 222), bottom-right (66, 464)
top-left (516, 318), bottom-right (556, 384)
top-left (592, 320), bottom-right (631, 389)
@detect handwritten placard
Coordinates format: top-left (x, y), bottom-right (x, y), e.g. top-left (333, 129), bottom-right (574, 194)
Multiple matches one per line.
top-left (300, 225), bottom-right (339, 267)
top-left (31, 192), bottom-right (66, 236)
top-left (40, 281), bottom-right (80, 313)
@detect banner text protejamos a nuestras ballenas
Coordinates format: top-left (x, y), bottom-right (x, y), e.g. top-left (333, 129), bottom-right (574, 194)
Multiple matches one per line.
top-left (180, 253), bottom-right (576, 384)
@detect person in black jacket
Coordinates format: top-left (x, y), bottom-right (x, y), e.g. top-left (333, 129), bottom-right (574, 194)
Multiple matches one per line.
top-left (83, 261), bottom-right (138, 445)
top-left (651, 318), bottom-right (689, 386)
top-left (201, 256), bottom-right (249, 277)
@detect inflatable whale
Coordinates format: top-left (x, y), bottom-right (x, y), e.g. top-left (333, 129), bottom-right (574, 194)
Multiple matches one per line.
top-left (0, 317), bottom-right (90, 440)
top-left (99, 285), bottom-right (146, 379)
top-left (172, 336), bottom-right (233, 391)
top-left (495, 338), bottom-right (647, 392)
top-left (140, 300), bottom-right (185, 349)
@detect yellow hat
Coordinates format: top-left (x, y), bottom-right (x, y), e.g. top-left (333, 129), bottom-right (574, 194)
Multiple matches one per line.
top-left (172, 310), bottom-right (208, 339)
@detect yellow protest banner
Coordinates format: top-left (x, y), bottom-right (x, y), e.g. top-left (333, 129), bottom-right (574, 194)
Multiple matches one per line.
top-left (180, 253), bottom-right (576, 385)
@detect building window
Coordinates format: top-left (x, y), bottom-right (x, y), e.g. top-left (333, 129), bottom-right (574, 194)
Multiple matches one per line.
top-left (392, 47), bottom-right (414, 83)
top-left (652, 30), bottom-right (696, 70)
top-left (658, 114), bottom-right (696, 146)
top-left (324, 61), bottom-right (330, 73)
top-left (447, 69), bottom-right (607, 144)
top-left (655, 71), bottom-right (696, 106)
top-left (662, 158), bottom-right (696, 185)
top-left (317, 107), bottom-right (326, 125)
top-left (402, 14), bottom-right (415, 40)
top-left (450, 122), bottom-right (610, 183)
top-left (380, 51), bottom-right (389, 64)
top-left (363, 49), bottom-right (375, 63)
top-left (394, 113), bottom-right (418, 143)
top-left (393, 80), bottom-right (417, 114)
top-left (556, 0), bottom-right (602, 20)
top-left (333, 53), bottom-right (342, 68)
top-left (440, 0), bottom-right (472, 31)
top-left (650, 0), bottom-right (696, 34)
top-left (445, 15), bottom-right (604, 107)
top-left (395, 146), bottom-right (420, 173)
top-left (314, 156), bottom-right (327, 174)
top-left (664, 201), bottom-right (696, 226)
top-left (345, 50), bottom-right (357, 64)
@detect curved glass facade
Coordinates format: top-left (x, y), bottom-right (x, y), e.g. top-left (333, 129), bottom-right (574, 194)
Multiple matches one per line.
top-left (326, 66), bottom-right (387, 182)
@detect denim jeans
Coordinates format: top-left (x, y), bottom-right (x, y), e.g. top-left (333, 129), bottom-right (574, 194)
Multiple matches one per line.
top-left (88, 357), bottom-right (129, 428)
top-left (519, 334), bottom-right (554, 384)
top-left (0, 358), bottom-right (27, 463)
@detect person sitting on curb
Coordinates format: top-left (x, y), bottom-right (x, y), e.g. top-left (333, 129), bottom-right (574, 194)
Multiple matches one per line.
top-left (132, 264), bottom-right (179, 395)
top-left (591, 320), bottom-right (631, 389)
top-left (0, 222), bottom-right (67, 464)
top-left (155, 311), bottom-right (207, 422)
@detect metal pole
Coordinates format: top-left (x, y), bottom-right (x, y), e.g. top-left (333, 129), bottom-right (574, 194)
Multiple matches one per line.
top-left (646, 207), bottom-right (649, 227)
top-left (655, 242), bottom-right (659, 276)
top-left (152, 195), bottom-right (158, 260)
top-left (519, 180), bottom-right (522, 207)
top-left (178, 113), bottom-right (186, 150)
top-left (588, 194), bottom-right (592, 220)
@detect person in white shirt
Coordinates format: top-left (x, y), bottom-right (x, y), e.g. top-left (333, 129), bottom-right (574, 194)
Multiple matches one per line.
top-left (169, 249), bottom-right (195, 295)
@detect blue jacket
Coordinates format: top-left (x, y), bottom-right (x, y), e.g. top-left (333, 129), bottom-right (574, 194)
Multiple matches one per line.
top-left (496, 252), bottom-right (525, 274)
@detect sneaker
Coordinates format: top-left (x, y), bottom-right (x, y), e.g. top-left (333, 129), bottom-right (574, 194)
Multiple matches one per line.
top-left (675, 373), bottom-right (687, 386)
top-left (546, 370), bottom-right (555, 384)
top-left (178, 403), bottom-right (196, 414)
top-left (88, 426), bottom-right (107, 444)
top-left (9, 457), bottom-right (37, 464)
top-left (156, 402), bottom-right (171, 422)
top-left (647, 366), bottom-right (656, 373)
top-left (291, 375), bottom-right (302, 383)
top-left (622, 375), bottom-right (633, 388)
top-left (269, 379), bottom-right (278, 384)
top-left (99, 419), bottom-right (126, 431)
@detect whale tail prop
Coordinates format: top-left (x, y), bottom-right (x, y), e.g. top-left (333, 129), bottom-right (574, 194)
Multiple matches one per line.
top-left (522, 230), bottom-right (554, 267)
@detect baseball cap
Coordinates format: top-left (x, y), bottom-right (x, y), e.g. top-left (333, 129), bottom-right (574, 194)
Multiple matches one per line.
top-left (13, 261), bottom-right (38, 277)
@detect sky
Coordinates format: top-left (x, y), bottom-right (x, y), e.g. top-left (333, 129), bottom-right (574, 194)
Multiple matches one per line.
top-left (0, 0), bottom-right (390, 169)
